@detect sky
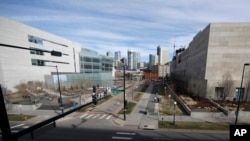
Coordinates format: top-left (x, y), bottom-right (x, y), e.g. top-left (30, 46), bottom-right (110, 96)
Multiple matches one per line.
top-left (0, 0), bottom-right (250, 62)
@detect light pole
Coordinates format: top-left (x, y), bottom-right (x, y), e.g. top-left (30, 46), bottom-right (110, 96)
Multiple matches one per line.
top-left (235, 63), bottom-right (250, 125)
top-left (45, 65), bottom-right (64, 114)
top-left (173, 101), bottom-right (177, 125)
top-left (168, 94), bottom-right (171, 108)
top-left (123, 65), bottom-right (126, 120)
top-left (119, 58), bottom-right (126, 120)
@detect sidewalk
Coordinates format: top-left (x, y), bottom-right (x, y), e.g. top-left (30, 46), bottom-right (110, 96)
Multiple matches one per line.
top-left (111, 81), bottom-right (239, 130)
top-left (113, 82), bottom-right (158, 129)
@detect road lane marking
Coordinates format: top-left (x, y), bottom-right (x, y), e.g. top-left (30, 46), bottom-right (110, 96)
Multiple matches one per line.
top-left (11, 124), bottom-right (24, 129)
top-left (116, 132), bottom-right (136, 136)
top-left (93, 114), bottom-right (100, 119)
top-left (99, 114), bottom-right (106, 119)
top-left (79, 113), bottom-right (88, 119)
top-left (106, 115), bottom-right (112, 120)
top-left (112, 136), bottom-right (132, 140)
top-left (86, 114), bottom-right (94, 119)
top-left (152, 137), bottom-right (172, 140)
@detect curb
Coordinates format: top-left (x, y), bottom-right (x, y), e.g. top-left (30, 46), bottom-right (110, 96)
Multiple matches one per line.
top-left (112, 118), bottom-right (124, 127)
top-left (139, 124), bottom-right (156, 130)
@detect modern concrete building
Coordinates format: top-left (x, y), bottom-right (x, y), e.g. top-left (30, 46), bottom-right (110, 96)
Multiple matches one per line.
top-left (0, 16), bottom-right (113, 91)
top-left (171, 22), bottom-right (250, 101)
top-left (0, 16), bottom-right (82, 91)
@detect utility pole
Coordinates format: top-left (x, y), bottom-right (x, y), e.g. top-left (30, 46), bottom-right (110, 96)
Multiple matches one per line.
top-left (55, 65), bottom-right (64, 114)
top-left (123, 65), bottom-right (126, 120)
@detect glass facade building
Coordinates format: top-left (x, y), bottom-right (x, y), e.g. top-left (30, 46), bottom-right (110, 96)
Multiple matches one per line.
top-left (80, 48), bottom-right (113, 73)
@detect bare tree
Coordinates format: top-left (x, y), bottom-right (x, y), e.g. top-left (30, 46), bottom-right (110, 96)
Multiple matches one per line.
top-left (34, 81), bottom-right (43, 91)
top-left (218, 72), bottom-right (234, 101)
top-left (15, 82), bottom-right (30, 97)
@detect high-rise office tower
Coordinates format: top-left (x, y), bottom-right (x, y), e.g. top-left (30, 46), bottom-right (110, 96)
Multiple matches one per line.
top-left (127, 50), bottom-right (140, 70)
top-left (149, 54), bottom-right (158, 66)
top-left (157, 46), bottom-right (169, 65)
top-left (114, 51), bottom-right (121, 61)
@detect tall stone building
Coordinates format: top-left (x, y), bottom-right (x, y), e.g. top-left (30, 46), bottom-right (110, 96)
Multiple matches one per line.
top-left (171, 23), bottom-right (250, 101)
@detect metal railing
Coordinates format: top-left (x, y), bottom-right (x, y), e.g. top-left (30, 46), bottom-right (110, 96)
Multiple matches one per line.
top-left (0, 85), bottom-right (111, 141)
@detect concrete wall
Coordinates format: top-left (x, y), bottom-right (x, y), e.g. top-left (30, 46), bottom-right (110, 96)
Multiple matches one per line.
top-left (0, 16), bottom-right (82, 91)
top-left (171, 22), bottom-right (250, 101)
top-left (7, 103), bottom-right (42, 111)
top-left (171, 25), bottom-right (210, 98)
top-left (206, 23), bottom-right (250, 99)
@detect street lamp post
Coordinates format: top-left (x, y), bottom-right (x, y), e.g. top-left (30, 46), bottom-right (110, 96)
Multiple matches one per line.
top-left (173, 101), bottom-right (177, 125)
top-left (235, 63), bottom-right (250, 125)
top-left (168, 94), bottom-right (171, 108)
top-left (45, 65), bottom-right (64, 114)
top-left (55, 66), bottom-right (63, 113)
top-left (123, 65), bottom-right (126, 120)
top-left (120, 58), bottom-right (126, 120)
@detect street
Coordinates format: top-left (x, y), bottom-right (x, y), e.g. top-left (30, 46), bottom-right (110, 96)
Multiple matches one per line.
top-left (2, 80), bottom-right (230, 141)
top-left (18, 124), bottom-right (229, 141)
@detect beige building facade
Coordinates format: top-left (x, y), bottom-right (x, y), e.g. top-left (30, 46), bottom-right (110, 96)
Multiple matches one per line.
top-left (171, 23), bottom-right (250, 101)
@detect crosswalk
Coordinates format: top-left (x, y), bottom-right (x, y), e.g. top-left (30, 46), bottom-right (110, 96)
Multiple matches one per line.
top-left (79, 113), bottom-right (113, 120)
top-left (0, 113), bottom-right (113, 138)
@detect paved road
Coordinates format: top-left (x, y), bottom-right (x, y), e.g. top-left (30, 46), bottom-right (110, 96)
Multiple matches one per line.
top-left (2, 80), bottom-right (230, 141)
top-left (18, 125), bottom-right (229, 141)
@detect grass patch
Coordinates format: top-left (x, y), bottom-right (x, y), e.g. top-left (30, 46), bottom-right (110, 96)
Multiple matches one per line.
top-left (78, 96), bottom-right (112, 112)
top-left (133, 92), bottom-right (143, 102)
top-left (158, 121), bottom-right (229, 130)
top-left (160, 108), bottom-right (172, 115)
top-left (8, 114), bottom-right (35, 121)
top-left (118, 101), bottom-right (136, 114)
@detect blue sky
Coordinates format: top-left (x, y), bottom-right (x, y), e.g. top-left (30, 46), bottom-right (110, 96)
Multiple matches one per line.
top-left (0, 0), bottom-right (250, 62)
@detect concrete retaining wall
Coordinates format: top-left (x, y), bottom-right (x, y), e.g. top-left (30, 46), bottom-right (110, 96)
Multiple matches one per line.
top-left (7, 103), bottom-right (42, 111)
top-left (206, 98), bottom-right (228, 115)
top-left (167, 86), bottom-right (191, 115)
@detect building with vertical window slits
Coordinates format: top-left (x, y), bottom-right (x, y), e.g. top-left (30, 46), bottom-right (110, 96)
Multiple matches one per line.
top-left (0, 16), bottom-right (113, 91)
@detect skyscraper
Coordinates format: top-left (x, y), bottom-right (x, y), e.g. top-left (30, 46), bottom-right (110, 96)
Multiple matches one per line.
top-left (127, 50), bottom-right (140, 70)
top-left (149, 54), bottom-right (158, 66)
top-left (114, 51), bottom-right (121, 61)
top-left (157, 46), bottom-right (169, 65)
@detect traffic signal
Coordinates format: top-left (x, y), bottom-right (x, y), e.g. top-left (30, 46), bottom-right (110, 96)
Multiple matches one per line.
top-left (93, 85), bottom-right (96, 93)
top-left (92, 94), bottom-right (97, 105)
top-left (58, 97), bottom-right (62, 104)
top-left (124, 99), bottom-right (127, 107)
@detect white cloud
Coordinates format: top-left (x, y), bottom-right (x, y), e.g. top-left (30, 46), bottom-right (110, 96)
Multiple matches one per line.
top-left (1, 0), bottom-right (250, 62)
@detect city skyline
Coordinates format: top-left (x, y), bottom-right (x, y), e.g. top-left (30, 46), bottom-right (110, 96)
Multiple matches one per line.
top-left (0, 0), bottom-right (249, 62)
